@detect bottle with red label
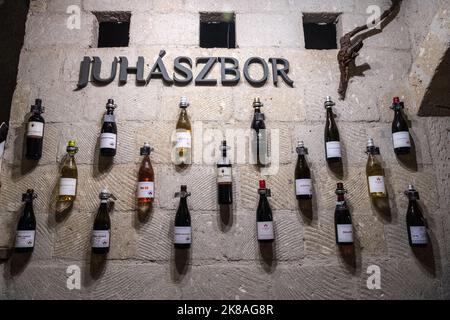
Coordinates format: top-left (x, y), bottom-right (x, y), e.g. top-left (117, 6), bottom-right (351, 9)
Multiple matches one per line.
top-left (391, 97), bottom-right (411, 155)
top-left (334, 183), bottom-right (353, 246)
top-left (137, 142), bottom-right (155, 205)
top-left (256, 180), bottom-right (274, 242)
top-left (25, 99), bottom-right (45, 160)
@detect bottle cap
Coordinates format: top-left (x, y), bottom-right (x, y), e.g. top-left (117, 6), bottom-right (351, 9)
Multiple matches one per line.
top-left (22, 189), bottom-right (36, 202)
top-left (335, 182), bottom-right (347, 195)
top-left (252, 97), bottom-right (263, 109)
top-left (175, 185), bottom-right (191, 198)
top-left (31, 99), bottom-right (45, 114)
top-left (140, 142), bottom-right (153, 156)
top-left (259, 180), bottom-right (266, 189)
top-left (179, 96), bottom-right (189, 108)
top-left (324, 96), bottom-right (335, 109)
top-left (405, 185), bottom-right (419, 200)
top-left (296, 141), bottom-right (308, 155)
top-left (106, 99), bottom-right (117, 110)
top-left (393, 97), bottom-right (400, 104)
top-left (66, 140), bottom-right (78, 153)
top-left (367, 138), bottom-right (374, 147)
top-left (99, 188), bottom-right (116, 201)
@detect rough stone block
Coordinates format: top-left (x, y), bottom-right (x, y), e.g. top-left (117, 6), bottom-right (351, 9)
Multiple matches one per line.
top-left (271, 263), bottom-right (358, 299)
top-left (237, 13), bottom-right (303, 48)
top-left (130, 13), bottom-right (199, 46)
top-left (24, 13), bottom-right (96, 49)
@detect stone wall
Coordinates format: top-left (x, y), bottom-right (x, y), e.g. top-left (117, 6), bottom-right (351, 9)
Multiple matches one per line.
top-left (0, 0), bottom-right (449, 299)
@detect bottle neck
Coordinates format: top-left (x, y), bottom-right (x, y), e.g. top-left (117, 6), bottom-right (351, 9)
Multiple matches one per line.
top-left (180, 197), bottom-right (188, 207)
top-left (336, 194), bottom-right (345, 202)
top-left (24, 201), bottom-right (33, 212)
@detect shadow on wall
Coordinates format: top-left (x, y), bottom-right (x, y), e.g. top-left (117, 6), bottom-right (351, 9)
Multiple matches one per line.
top-left (0, 0), bottom-right (30, 124)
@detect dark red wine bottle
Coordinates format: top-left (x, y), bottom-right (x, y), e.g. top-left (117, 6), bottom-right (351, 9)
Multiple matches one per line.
top-left (100, 99), bottom-right (117, 157)
top-left (295, 141), bottom-right (313, 200)
top-left (391, 97), bottom-right (411, 155)
top-left (92, 189), bottom-right (115, 254)
top-left (217, 140), bottom-right (232, 205)
top-left (251, 98), bottom-right (268, 167)
top-left (25, 99), bottom-right (45, 160)
top-left (174, 185), bottom-right (192, 249)
top-left (14, 189), bottom-right (37, 253)
top-left (256, 180), bottom-right (274, 242)
top-left (334, 183), bottom-right (353, 245)
top-left (405, 185), bottom-right (427, 247)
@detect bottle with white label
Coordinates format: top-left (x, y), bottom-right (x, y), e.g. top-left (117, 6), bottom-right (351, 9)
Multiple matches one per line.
top-left (58, 140), bottom-right (78, 203)
top-left (14, 189), bottom-right (37, 253)
top-left (137, 142), bottom-right (155, 205)
top-left (25, 99), bottom-right (45, 161)
top-left (257, 180), bottom-right (274, 242)
top-left (391, 97), bottom-right (411, 155)
top-left (334, 183), bottom-right (353, 245)
top-left (175, 97), bottom-right (192, 165)
top-left (324, 96), bottom-right (342, 163)
top-left (365, 138), bottom-right (387, 198)
top-left (405, 185), bottom-right (428, 247)
top-left (92, 189), bottom-right (116, 254)
top-left (100, 99), bottom-right (117, 157)
top-left (174, 185), bottom-right (192, 249)
top-left (295, 141), bottom-right (313, 200)
top-left (217, 140), bottom-right (232, 205)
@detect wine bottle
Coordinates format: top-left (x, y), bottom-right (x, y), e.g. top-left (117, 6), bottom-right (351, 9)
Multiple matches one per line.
top-left (251, 98), bottom-right (268, 167)
top-left (217, 140), bottom-right (232, 205)
top-left (175, 97), bottom-right (192, 165)
top-left (256, 180), bottom-right (274, 242)
top-left (324, 96), bottom-right (342, 163)
top-left (295, 141), bottom-right (313, 200)
top-left (92, 188), bottom-right (116, 254)
top-left (137, 142), bottom-right (155, 204)
top-left (366, 138), bottom-right (387, 198)
top-left (391, 97), bottom-right (411, 155)
top-left (405, 185), bottom-right (428, 247)
top-left (100, 99), bottom-right (117, 157)
top-left (0, 122), bottom-right (8, 159)
top-left (58, 140), bottom-right (78, 203)
top-left (14, 189), bottom-right (37, 253)
top-left (334, 183), bottom-right (353, 245)
top-left (174, 185), bottom-right (192, 249)
top-left (25, 99), bottom-right (45, 160)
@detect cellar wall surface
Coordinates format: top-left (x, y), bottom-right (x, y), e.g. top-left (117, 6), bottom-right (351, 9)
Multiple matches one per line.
top-left (0, 0), bottom-right (449, 299)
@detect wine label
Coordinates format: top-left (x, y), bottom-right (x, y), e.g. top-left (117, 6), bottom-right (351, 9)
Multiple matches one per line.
top-left (393, 131), bottom-right (411, 149)
top-left (257, 221), bottom-right (274, 240)
top-left (27, 121), bottom-right (44, 138)
top-left (100, 133), bottom-right (117, 149)
top-left (295, 179), bottom-right (312, 196)
top-left (103, 114), bottom-right (115, 122)
top-left (175, 131), bottom-right (191, 149)
top-left (15, 230), bottom-right (35, 248)
top-left (336, 224), bottom-right (353, 243)
top-left (326, 141), bottom-right (341, 158)
top-left (174, 226), bottom-right (192, 244)
top-left (92, 230), bottom-right (110, 248)
top-left (137, 181), bottom-right (155, 199)
top-left (410, 226), bottom-right (427, 245)
top-left (217, 167), bottom-right (232, 184)
top-left (59, 178), bottom-right (77, 196)
top-left (368, 176), bottom-right (386, 194)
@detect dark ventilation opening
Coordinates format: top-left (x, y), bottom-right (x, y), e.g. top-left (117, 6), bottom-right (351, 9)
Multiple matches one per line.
top-left (303, 13), bottom-right (341, 50)
top-left (94, 12), bottom-right (131, 48)
top-left (0, 0), bottom-right (30, 124)
top-left (200, 12), bottom-right (235, 48)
